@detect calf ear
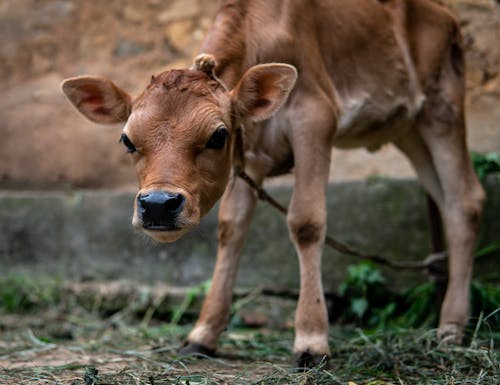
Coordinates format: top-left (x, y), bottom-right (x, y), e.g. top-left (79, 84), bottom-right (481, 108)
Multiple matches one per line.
top-left (61, 76), bottom-right (132, 124)
top-left (231, 64), bottom-right (297, 122)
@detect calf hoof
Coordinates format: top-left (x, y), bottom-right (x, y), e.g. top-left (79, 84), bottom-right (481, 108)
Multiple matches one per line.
top-left (178, 342), bottom-right (216, 358)
top-left (437, 324), bottom-right (464, 345)
top-left (294, 350), bottom-right (329, 371)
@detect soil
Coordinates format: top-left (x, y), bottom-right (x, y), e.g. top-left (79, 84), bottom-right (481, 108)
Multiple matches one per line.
top-left (0, 0), bottom-right (499, 189)
top-left (1, 308), bottom-right (498, 385)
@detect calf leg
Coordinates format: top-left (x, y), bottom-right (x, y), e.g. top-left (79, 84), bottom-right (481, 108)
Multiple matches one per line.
top-left (287, 109), bottom-right (334, 368)
top-left (394, 129), bottom-right (444, 209)
top-left (420, 35), bottom-right (485, 343)
top-left (420, 121), bottom-right (485, 343)
top-left (181, 173), bottom-right (261, 354)
top-left (397, 112), bottom-right (484, 343)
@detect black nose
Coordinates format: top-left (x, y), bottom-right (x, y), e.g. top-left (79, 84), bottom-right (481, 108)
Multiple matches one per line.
top-left (137, 190), bottom-right (185, 230)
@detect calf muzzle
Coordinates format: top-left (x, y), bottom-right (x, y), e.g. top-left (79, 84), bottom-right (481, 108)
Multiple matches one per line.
top-left (137, 190), bottom-right (185, 230)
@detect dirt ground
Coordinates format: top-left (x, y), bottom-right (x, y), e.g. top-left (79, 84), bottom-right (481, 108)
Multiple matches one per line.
top-left (0, 271), bottom-right (499, 384)
top-left (1, 310), bottom-right (499, 385)
top-left (0, 0), bottom-right (499, 189)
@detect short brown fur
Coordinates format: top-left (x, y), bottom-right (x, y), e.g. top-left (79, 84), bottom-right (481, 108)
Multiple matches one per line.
top-left (62, 0), bottom-right (484, 366)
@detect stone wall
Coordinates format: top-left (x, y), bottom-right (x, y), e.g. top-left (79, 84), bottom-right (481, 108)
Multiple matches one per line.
top-left (2, 177), bottom-right (498, 291)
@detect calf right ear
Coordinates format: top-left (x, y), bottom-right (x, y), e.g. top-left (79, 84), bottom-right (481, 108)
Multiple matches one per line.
top-left (231, 64), bottom-right (297, 122)
top-left (61, 76), bottom-right (132, 124)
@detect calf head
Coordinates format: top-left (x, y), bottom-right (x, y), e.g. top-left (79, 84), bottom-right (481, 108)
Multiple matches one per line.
top-left (61, 55), bottom-right (297, 242)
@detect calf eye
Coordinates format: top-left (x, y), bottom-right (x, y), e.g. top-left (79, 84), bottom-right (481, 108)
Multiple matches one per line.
top-left (119, 133), bottom-right (136, 153)
top-left (206, 126), bottom-right (228, 150)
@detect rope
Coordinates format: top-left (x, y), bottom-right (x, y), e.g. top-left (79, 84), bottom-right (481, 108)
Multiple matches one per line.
top-left (234, 166), bottom-right (447, 271)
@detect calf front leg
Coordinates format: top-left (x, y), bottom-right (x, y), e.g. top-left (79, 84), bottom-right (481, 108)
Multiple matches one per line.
top-left (287, 123), bottom-right (333, 368)
top-left (180, 174), bottom-right (259, 355)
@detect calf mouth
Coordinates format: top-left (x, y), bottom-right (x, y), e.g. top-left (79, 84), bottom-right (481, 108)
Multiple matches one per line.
top-left (132, 213), bottom-right (194, 243)
top-left (142, 226), bottom-right (188, 243)
top-left (138, 212), bottom-right (201, 241)
top-left (142, 222), bottom-right (182, 232)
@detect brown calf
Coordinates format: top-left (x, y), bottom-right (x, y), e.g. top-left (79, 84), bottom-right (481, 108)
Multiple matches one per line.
top-left (62, 0), bottom-right (484, 368)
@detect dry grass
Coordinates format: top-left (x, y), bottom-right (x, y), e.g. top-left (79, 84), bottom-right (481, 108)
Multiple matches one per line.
top-left (0, 306), bottom-right (498, 385)
top-left (0, 273), bottom-right (498, 384)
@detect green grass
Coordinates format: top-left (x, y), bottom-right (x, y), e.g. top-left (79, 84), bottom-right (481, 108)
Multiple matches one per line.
top-left (0, 274), bottom-right (60, 313)
top-left (0, 273), bottom-right (498, 384)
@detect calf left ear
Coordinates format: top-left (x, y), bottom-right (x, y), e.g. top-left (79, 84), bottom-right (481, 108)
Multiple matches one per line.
top-left (61, 76), bottom-right (132, 124)
top-left (231, 64), bottom-right (297, 122)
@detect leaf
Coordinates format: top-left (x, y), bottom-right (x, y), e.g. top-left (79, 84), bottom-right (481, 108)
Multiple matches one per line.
top-left (366, 267), bottom-right (385, 285)
top-left (474, 241), bottom-right (500, 259)
top-left (351, 297), bottom-right (368, 319)
top-left (471, 151), bottom-right (500, 179)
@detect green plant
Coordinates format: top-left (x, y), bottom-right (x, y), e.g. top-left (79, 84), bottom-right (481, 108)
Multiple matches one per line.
top-left (397, 281), bottom-right (438, 328)
top-left (471, 151), bottom-right (500, 179)
top-left (475, 241), bottom-right (500, 261)
top-left (0, 274), bottom-right (60, 313)
top-left (170, 279), bottom-right (211, 325)
top-left (337, 261), bottom-right (396, 327)
top-left (336, 262), bottom-right (500, 336)
top-left (396, 280), bottom-right (500, 340)
top-left (470, 281), bottom-right (500, 335)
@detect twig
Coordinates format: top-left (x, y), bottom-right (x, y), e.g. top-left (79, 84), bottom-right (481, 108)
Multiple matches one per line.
top-left (470, 311), bottom-right (484, 349)
top-left (26, 328), bottom-right (56, 348)
top-left (235, 167), bottom-right (447, 271)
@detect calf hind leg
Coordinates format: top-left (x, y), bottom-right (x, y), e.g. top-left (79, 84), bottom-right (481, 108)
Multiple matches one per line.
top-left (420, 121), bottom-right (485, 343)
top-left (423, 30), bottom-right (485, 343)
top-left (396, 110), bottom-right (484, 344)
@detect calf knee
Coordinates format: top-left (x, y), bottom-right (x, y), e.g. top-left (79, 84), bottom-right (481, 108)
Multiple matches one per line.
top-left (470, 188), bottom-right (485, 225)
top-left (460, 183), bottom-right (485, 227)
top-left (218, 212), bottom-right (254, 247)
top-left (471, 184), bottom-right (486, 216)
top-left (217, 219), bottom-right (235, 247)
top-left (287, 217), bottom-right (325, 248)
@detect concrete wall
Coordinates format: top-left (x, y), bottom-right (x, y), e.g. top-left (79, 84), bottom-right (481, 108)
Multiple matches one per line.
top-left (1, 177), bottom-right (499, 292)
